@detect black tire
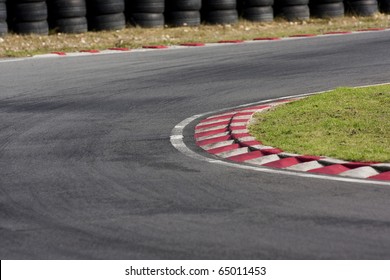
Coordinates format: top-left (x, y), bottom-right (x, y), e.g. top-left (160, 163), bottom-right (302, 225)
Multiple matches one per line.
top-left (276, 0), bottom-right (309, 5)
top-left (242, 6), bottom-right (274, 21)
top-left (126, 0), bottom-right (165, 13)
top-left (48, 0), bottom-right (87, 18)
top-left (379, 0), bottom-right (390, 13)
top-left (202, 9), bottom-right (238, 24)
top-left (0, 2), bottom-right (6, 21)
top-left (310, 2), bottom-right (344, 17)
top-left (0, 21), bottom-right (7, 36)
top-left (309, 0), bottom-right (343, 3)
top-left (87, 0), bottom-right (125, 14)
top-left (346, 0), bottom-right (378, 3)
top-left (165, 0), bottom-right (202, 11)
top-left (13, 20), bottom-right (49, 35)
top-left (53, 17), bottom-right (88, 33)
top-left (277, 5), bottom-right (310, 20)
top-left (381, 5), bottom-right (390, 12)
top-left (165, 10), bottom-right (201, 26)
top-left (128, 13), bottom-right (164, 28)
top-left (13, 2), bottom-right (48, 22)
top-left (13, 0), bottom-right (44, 2)
top-left (243, 0), bottom-right (274, 6)
top-left (345, 0), bottom-right (378, 6)
top-left (345, 1), bottom-right (379, 16)
top-left (202, 0), bottom-right (237, 10)
top-left (88, 12), bottom-right (125, 31)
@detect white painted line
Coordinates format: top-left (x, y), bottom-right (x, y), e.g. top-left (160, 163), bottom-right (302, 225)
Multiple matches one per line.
top-left (230, 122), bottom-right (248, 127)
top-left (31, 54), bottom-right (61, 58)
top-left (237, 136), bottom-right (257, 142)
top-left (239, 109), bottom-right (265, 113)
top-left (170, 135), bottom-right (183, 140)
top-left (251, 145), bottom-right (276, 150)
top-left (99, 50), bottom-right (131, 54)
top-left (201, 140), bottom-right (235, 150)
top-left (230, 129), bottom-right (249, 134)
top-left (195, 124), bottom-right (228, 133)
top-left (216, 147), bottom-right (249, 158)
top-left (286, 161), bottom-right (324, 172)
top-left (245, 154), bottom-right (281, 165)
top-left (195, 132), bottom-right (230, 141)
top-left (339, 166), bottom-right (380, 178)
top-left (232, 115), bottom-right (252, 120)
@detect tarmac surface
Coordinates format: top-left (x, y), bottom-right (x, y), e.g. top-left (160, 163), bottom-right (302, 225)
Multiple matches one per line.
top-left (1, 31), bottom-right (390, 259)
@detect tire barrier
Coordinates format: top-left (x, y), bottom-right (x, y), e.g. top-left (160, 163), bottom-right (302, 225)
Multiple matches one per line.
top-left (202, 0), bottom-right (239, 24)
top-left (125, 0), bottom-right (165, 28)
top-left (240, 0), bottom-right (274, 22)
top-left (8, 0), bottom-right (49, 35)
top-left (310, 0), bottom-right (345, 18)
top-left (87, 0), bottom-right (126, 31)
top-left (0, 0), bottom-right (385, 35)
top-left (378, 0), bottom-right (390, 13)
top-left (48, 0), bottom-right (88, 33)
top-left (165, 0), bottom-right (202, 27)
top-left (275, 0), bottom-right (311, 21)
top-left (345, 0), bottom-right (379, 16)
top-left (0, 0), bottom-right (7, 36)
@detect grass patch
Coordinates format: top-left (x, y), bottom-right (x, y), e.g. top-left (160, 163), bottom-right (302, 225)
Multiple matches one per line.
top-left (0, 14), bottom-right (390, 57)
top-left (249, 85), bottom-right (390, 162)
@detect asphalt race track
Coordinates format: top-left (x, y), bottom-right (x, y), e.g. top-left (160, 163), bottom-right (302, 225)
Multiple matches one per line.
top-left (1, 31), bottom-right (390, 259)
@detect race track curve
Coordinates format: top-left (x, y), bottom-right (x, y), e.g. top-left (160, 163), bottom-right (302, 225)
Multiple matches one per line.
top-left (1, 31), bottom-right (390, 259)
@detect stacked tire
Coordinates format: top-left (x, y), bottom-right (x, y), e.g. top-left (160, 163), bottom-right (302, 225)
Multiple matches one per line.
top-left (165, 0), bottom-right (202, 27)
top-left (8, 0), bottom-right (49, 35)
top-left (87, 0), bottom-right (126, 31)
top-left (310, 0), bottom-right (344, 18)
top-left (240, 0), bottom-right (274, 22)
top-left (344, 0), bottom-right (379, 16)
top-left (274, 0), bottom-right (310, 21)
top-left (378, 0), bottom-right (390, 12)
top-left (48, 0), bottom-right (88, 33)
top-left (202, 0), bottom-right (239, 25)
top-left (0, 0), bottom-right (7, 36)
top-left (125, 0), bottom-right (165, 28)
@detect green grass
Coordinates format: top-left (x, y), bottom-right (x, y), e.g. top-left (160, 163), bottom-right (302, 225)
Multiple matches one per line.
top-left (249, 85), bottom-right (390, 162)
